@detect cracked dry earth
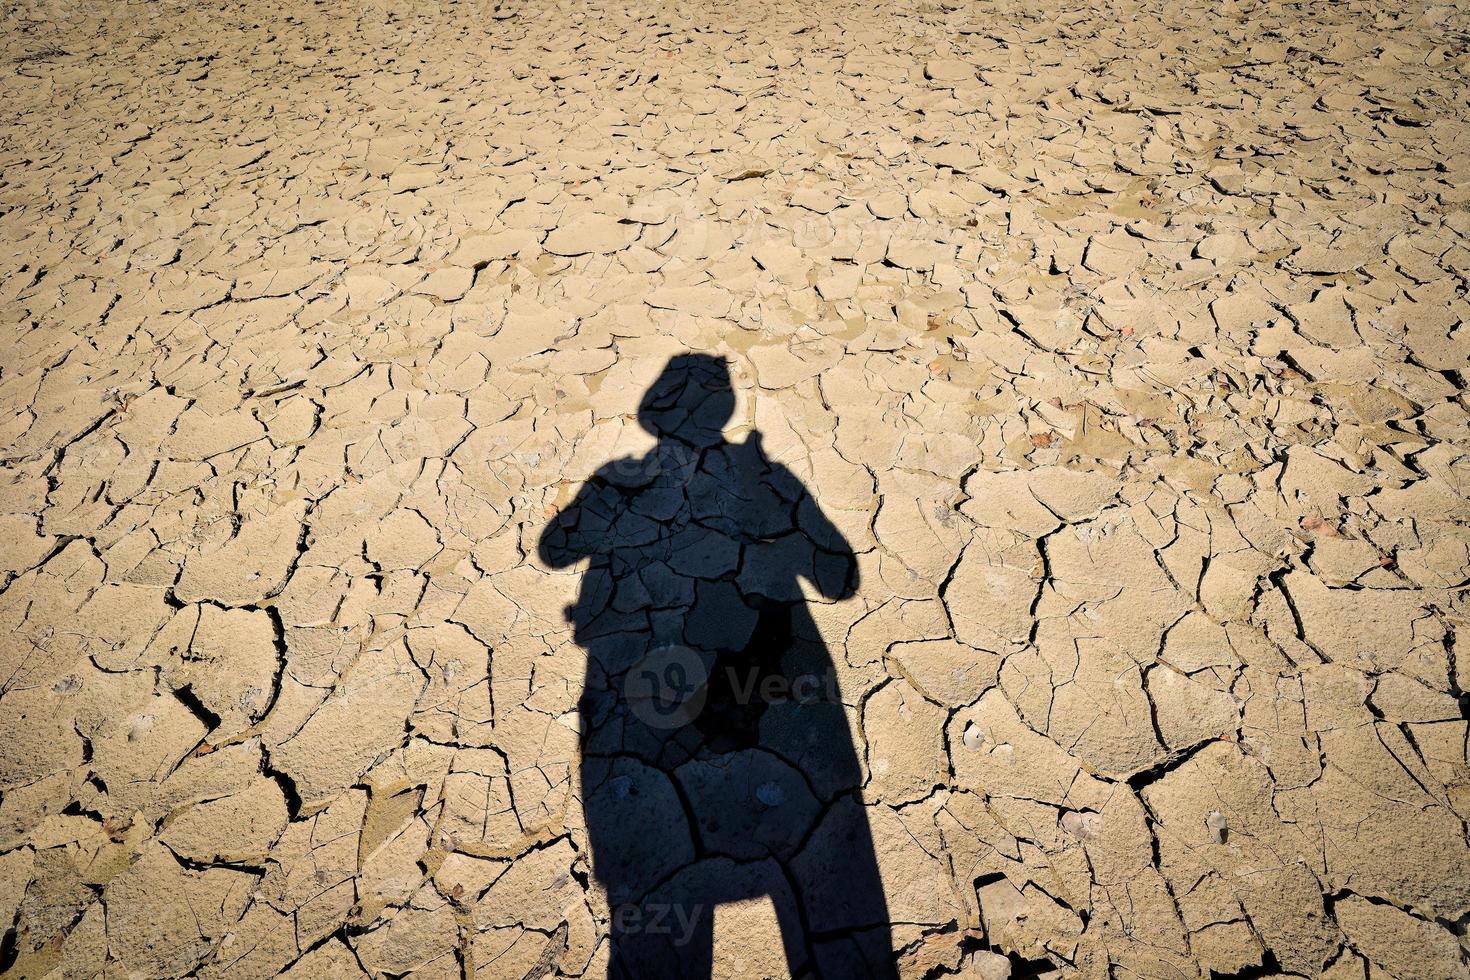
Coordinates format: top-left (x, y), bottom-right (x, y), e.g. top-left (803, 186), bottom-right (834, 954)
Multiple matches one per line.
top-left (2, 0), bottom-right (1470, 977)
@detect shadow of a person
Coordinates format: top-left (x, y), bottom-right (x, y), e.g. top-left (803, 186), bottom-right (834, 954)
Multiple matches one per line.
top-left (539, 353), bottom-right (898, 979)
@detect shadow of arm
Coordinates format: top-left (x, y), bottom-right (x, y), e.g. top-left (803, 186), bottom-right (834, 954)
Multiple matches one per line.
top-left (536, 480), bottom-right (595, 569)
top-left (765, 453), bottom-right (856, 601)
top-left (800, 492), bottom-right (860, 601)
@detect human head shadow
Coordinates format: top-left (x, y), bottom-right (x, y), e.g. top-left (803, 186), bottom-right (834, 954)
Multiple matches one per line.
top-left (538, 353), bottom-right (898, 979)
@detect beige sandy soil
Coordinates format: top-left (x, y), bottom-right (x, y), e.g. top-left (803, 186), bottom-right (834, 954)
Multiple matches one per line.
top-left (2, 0), bottom-right (1469, 976)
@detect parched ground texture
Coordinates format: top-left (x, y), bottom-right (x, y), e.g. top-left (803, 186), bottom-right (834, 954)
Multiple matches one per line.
top-left (2, 0), bottom-right (1469, 977)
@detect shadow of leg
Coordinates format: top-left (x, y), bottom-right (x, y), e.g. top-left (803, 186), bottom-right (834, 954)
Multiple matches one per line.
top-left (608, 899), bottom-right (713, 980)
top-left (792, 795), bottom-right (899, 980)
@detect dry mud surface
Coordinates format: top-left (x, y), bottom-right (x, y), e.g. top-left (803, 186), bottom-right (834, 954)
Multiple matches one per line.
top-left (2, 0), bottom-right (1470, 977)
